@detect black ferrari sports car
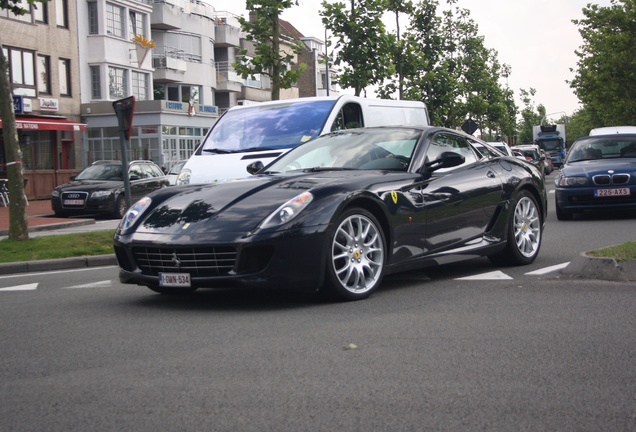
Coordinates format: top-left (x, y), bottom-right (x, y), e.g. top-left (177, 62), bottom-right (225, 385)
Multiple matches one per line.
top-left (114, 126), bottom-right (547, 301)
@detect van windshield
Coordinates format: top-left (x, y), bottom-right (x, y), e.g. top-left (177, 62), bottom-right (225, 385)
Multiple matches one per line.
top-left (200, 100), bottom-right (336, 152)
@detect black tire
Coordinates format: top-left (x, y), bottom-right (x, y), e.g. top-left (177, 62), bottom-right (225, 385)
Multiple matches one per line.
top-left (114, 195), bottom-right (128, 219)
top-left (323, 208), bottom-right (386, 301)
top-left (555, 199), bottom-right (573, 221)
top-left (489, 190), bottom-right (542, 266)
top-left (147, 285), bottom-right (198, 295)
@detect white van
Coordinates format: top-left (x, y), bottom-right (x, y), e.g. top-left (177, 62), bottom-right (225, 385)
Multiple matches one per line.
top-left (589, 126), bottom-right (636, 136)
top-left (176, 95), bottom-right (430, 185)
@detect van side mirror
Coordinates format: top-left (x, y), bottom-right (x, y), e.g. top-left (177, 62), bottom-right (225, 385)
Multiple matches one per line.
top-left (247, 161), bottom-right (264, 175)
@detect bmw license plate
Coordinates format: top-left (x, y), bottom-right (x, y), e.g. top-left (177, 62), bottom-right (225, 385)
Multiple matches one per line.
top-left (595, 188), bottom-right (630, 197)
top-left (158, 272), bottom-right (191, 287)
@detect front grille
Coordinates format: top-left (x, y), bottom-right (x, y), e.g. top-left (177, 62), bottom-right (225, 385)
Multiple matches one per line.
top-left (593, 173), bottom-right (631, 185)
top-left (61, 191), bottom-right (89, 208)
top-left (132, 246), bottom-right (237, 277)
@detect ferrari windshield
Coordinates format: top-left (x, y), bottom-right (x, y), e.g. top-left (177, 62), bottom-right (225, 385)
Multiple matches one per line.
top-left (265, 128), bottom-right (422, 173)
top-left (200, 100), bottom-right (336, 152)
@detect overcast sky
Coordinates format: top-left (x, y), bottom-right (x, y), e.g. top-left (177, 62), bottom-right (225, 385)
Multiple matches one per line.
top-left (213, 0), bottom-right (613, 118)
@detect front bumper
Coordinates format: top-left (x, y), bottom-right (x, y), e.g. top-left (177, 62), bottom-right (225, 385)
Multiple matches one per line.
top-left (555, 186), bottom-right (636, 211)
top-left (114, 225), bottom-right (330, 291)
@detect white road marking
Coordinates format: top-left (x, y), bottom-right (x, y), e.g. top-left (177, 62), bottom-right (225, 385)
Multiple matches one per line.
top-left (0, 283), bottom-right (39, 291)
top-left (455, 271), bottom-right (513, 280)
top-left (64, 280), bottom-right (112, 289)
top-left (0, 266), bottom-right (117, 280)
top-left (525, 262), bottom-right (570, 275)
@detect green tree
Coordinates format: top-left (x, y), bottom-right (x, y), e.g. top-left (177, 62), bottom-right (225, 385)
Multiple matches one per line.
top-left (321, 0), bottom-right (394, 96)
top-left (0, 0), bottom-right (47, 240)
top-left (570, 1), bottom-right (636, 125)
top-left (234, 0), bottom-right (307, 100)
top-left (517, 88), bottom-right (546, 144)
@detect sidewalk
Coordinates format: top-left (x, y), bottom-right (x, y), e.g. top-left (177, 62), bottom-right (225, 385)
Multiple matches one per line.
top-left (0, 199), bottom-right (95, 236)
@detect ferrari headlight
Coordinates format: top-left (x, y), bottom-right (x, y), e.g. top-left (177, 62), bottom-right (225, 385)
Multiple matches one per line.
top-left (556, 176), bottom-right (589, 186)
top-left (176, 168), bottom-right (191, 185)
top-left (119, 196), bottom-right (152, 232)
top-left (259, 191), bottom-right (314, 229)
top-left (91, 190), bottom-right (112, 198)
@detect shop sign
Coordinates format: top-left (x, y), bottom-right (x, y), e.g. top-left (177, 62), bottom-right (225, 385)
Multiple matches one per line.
top-left (39, 98), bottom-right (59, 111)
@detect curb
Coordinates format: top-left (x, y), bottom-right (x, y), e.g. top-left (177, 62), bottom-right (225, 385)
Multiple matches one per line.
top-left (0, 218), bottom-right (95, 237)
top-left (559, 252), bottom-right (636, 282)
top-left (0, 254), bottom-right (117, 275)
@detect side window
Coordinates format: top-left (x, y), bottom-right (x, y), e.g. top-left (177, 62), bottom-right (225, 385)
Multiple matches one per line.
top-left (145, 164), bottom-right (164, 178)
top-left (129, 164), bottom-right (144, 179)
top-left (331, 103), bottom-right (364, 131)
top-left (427, 133), bottom-right (477, 171)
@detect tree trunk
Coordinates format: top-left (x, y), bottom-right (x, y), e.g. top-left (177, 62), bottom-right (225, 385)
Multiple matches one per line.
top-left (270, 15), bottom-right (281, 100)
top-left (0, 37), bottom-right (29, 240)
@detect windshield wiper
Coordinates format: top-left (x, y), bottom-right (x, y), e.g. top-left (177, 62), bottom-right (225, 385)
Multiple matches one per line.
top-left (303, 166), bottom-right (356, 172)
top-left (202, 148), bottom-right (232, 154)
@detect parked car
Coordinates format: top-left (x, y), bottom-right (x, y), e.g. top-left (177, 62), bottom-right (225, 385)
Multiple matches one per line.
top-left (487, 141), bottom-right (514, 157)
top-left (165, 161), bottom-right (186, 186)
top-left (554, 133), bottom-right (636, 220)
top-left (114, 126), bottom-right (547, 301)
top-left (511, 144), bottom-right (546, 175)
top-left (51, 160), bottom-right (169, 218)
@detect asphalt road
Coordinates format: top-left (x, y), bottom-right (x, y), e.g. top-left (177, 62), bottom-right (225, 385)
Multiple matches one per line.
top-left (1, 172), bottom-right (636, 431)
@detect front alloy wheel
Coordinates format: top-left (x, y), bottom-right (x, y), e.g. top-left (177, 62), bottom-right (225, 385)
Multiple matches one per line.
top-left (325, 208), bottom-right (386, 301)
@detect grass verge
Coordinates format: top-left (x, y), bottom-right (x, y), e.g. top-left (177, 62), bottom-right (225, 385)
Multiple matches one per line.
top-left (0, 230), bottom-right (116, 263)
top-left (586, 241), bottom-right (636, 262)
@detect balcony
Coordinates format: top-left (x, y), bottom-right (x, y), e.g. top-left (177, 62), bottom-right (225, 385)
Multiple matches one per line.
top-left (153, 52), bottom-right (188, 83)
top-left (215, 61), bottom-right (242, 93)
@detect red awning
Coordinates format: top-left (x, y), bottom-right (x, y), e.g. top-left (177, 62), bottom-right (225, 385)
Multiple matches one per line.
top-left (0, 117), bottom-right (87, 131)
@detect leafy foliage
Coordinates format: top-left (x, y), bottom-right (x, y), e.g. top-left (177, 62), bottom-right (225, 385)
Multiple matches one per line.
top-left (321, 0), bottom-right (395, 96)
top-left (571, 1), bottom-right (636, 126)
top-left (517, 88), bottom-right (545, 144)
top-left (234, 0), bottom-right (307, 100)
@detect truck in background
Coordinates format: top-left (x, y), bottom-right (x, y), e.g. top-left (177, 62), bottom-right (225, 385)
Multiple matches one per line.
top-left (533, 123), bottom-right (566, 168)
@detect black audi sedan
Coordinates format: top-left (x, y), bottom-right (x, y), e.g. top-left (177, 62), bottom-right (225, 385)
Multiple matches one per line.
top-left (114, 126), bottom-right (547, 301)
top-left (51, 160), bottom-right (169, 218)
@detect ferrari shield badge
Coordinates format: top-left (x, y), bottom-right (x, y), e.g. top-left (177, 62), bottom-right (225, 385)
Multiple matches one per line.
top-left (391, 191), bottom-right (398, 204)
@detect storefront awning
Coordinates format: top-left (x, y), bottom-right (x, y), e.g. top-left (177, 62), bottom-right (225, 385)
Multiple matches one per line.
top-left (0, 117), bottom-right (87, 131)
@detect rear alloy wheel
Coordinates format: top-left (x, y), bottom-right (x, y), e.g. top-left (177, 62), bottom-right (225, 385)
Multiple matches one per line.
top-left (325, 208), bottom-right (386, 301)
top-left (489, 190), bottom-right (542, 266)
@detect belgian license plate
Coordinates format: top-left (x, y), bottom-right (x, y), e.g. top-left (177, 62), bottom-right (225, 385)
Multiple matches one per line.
top-left (595, 188), bottom-right (630, 197)
top-left (158, 272), bottom-right (191, 287)
top-left (63, 199), bottom-right (85, 205)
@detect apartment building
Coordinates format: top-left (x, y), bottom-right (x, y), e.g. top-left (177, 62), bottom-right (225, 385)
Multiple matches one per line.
top-left (0, 0), bottom-right (85, 199)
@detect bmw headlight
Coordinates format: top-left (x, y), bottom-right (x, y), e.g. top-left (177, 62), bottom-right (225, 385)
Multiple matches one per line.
top-left (176, 168), bottom-right (191, 185)
top-left (91, 190), bottom-right (112, 198)
top-left (119, 196), bottom-right (152, 232)
top-left (259, 191), bottom-right (314, 229)
top-left (556, 176), bottom-right (589, 186)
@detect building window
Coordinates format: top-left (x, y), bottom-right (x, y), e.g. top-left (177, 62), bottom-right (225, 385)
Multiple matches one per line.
top-left (55, 0), bottom-right (68, 28)
top-left (33, 1), bottom-right (47, 23)
top-left (162, 84), bottom-right (201, 104)
top-left (129, 10), bottom-right (146, 38)
top-left (106, 3), bottom-right (124, 38)
top-left (108, 66), bottom-right (127, 99)
top-left (88, 2), bottom-right (98, 34)
top-left (37, 55), bottom-right (50, 94)
top-left (1, 0), bottom-right (32, 22)
top-left (132, 71), bottom-right (148, 101)
top-left (58, 58), bottom-right (71, 96)
top-left (3, 46), bottom-right (36, 97)
top-left (90, 65), bottom-right (101, 99)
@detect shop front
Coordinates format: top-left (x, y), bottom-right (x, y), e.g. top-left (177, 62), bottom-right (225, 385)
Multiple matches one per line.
top-left (0, 116), bottom-right (86, 200)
